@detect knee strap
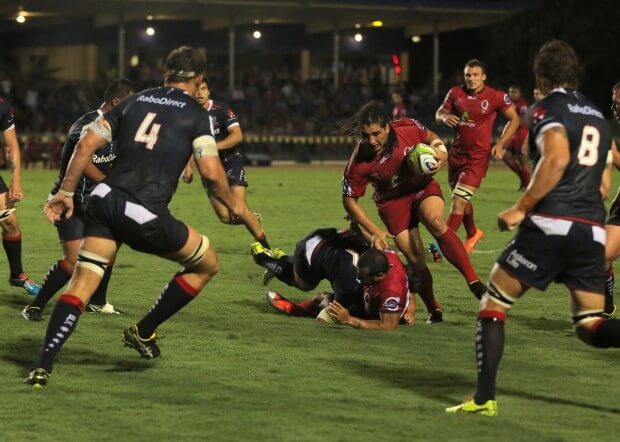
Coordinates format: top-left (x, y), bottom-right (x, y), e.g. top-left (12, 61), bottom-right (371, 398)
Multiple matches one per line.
top-left (179, 235), bottom-right (210, 269)
top-left (483, 282), bottom-right (517, 310)
top-left (0, 208), bottom-right (16, 222)
top-left (572, 309), bottom-right (605, 329)
top-left (452, 184), bottom-right (474, 202)
top-left (76, 250), bottom-right (109, 277)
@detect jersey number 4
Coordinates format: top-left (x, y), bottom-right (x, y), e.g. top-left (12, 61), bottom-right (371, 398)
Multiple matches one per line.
top-left (577, 125), bottom-right (600, 166)
top-left (135, 112), bottom-right (160, 150)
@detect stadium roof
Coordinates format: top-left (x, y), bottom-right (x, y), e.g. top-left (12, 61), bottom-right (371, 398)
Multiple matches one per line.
top-left (0, 0), bottom-right (534, 35)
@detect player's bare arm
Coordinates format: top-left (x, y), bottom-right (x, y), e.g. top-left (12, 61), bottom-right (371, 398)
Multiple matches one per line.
top-left (44, 120), bottom-right (109, 222)
top-left (498, 126), bottom-right (570, 231)
top-left (3, 127), bottom-right (23, 202)
top-left (216, 124), bottom-right (243, 151)
top-left (343, 195), bottom-right (393, 250)
top-left (327, 300), bottom-right (400, 330)
top-left (492, 105), bottom-right (520, 160)
top-left (435, 106), bottom-right (460, 127)
top-left (84, 162), bottom-right (106, 184)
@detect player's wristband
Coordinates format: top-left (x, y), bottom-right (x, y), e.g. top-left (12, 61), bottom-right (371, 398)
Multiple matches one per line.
top-left (516, 193), bottom-right (537, 213)
top-left (59, 189), bottom-right (75, 198)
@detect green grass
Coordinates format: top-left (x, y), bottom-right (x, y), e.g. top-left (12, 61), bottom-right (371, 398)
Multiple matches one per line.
top-left (1, 166), bottom-right (619, 441)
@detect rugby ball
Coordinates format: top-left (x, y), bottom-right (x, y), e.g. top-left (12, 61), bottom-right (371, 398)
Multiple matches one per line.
top-left (407, 143), bottom-right (438, 176)
top-left (316, 307), bottom-right (339, 324)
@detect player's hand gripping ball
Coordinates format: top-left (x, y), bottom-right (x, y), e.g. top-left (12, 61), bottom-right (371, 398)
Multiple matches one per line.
top-left (406, 143), bottom-right (438, 176)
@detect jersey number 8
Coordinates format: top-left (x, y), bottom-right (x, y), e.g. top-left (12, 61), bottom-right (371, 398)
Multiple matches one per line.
top-left (577, 125), bottom-right (600, 166)
top-left (134, 112), bottom-right (161, 150)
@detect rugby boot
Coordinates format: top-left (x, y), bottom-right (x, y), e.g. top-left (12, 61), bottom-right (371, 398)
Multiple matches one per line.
top-left (446, 398), bottom-right (498, 416)
top-left (428, 242), bottom-right (443, 263)
top-left (265, 291), bottom-right (294, 315)
top-left (24, 368), bottom-right (50, 388)
top-left (122, 325), bottom-right (160, 359)
top-left (9, 273), bottom-right (41, 296)
top-left (86, 303), bottom-right (123, 314)
top-left (21, 305), bottom-right (43, 321)
top-left (464, 228), bottom-right (485, 254)
top-left (426, 309), bottom-right (444, 324)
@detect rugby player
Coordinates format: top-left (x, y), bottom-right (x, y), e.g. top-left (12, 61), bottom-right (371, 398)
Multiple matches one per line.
top-left (503, 85), bottom-right (532, 190)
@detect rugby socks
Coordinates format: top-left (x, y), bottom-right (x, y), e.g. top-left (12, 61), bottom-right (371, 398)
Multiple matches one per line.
top-left (3, 233), bottom-right (23, 278)
top-left (35, 294), bottom-right (84, 373)
top-left (590, 318), bottom-right (620, 348)
top-left (89, 262), bottom-right (114, 306)
top-left (605, 266), bottom-right (615, 315)
top-left (291, 299), bottom-right (322, 317)
top-left (419, 266), bottom-right (441, 312)
top-left (474, 310), bottom-right (506, 404)
top-left (254, 254), bottom-right (295, 286)
top-left (436, 229), bottom-right (479, 283)
top-left (31, 260), bottom-right (72, 309)
top-left (446, 213), bottom-right (464, 233)
top-left (463, 203), bottom-right (477, 238)
top-left (257, 233), bottom-right (271, 250)
top-left (137, 275), bottom-right (198, 338)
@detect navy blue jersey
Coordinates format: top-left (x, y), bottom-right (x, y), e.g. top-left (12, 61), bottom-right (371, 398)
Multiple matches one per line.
top-left (0, 97), bottom-right (15, 132)
top-left (205, 99), bottom-right (240, 158)
top-left (103, 86), bottom-right (213, 212)
top-left (52, 109), bottom-right (117, 206)
top-left (309, 227), bottom-right (369, 275)
top-left (527, 88), bottom-right (612, 224)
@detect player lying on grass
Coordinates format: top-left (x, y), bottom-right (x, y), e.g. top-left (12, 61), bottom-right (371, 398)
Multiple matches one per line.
top-left (252, 227), bottom-right (414, 328)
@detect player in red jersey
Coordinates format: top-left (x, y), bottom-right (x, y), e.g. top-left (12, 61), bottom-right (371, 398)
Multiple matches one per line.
top-left (341, 101), bottom-right (489, 324)
top-left (436, 59), bottom-right (520, 253)
top-left (503, 85), bottom-right (532, 190)
top-left (326, 248), bottom-right (409, 330)
top-left (391, 89), bottom-right (408, 121)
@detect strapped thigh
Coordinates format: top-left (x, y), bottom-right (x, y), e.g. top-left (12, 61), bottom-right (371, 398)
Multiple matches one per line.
top-left (178, 234), bottom-right (210, 269)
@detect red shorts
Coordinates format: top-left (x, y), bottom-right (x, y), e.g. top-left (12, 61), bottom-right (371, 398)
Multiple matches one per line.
top-left (376, 179), bottom-right (443, 235)
top-left (506, 128), bottom-right (528, 154)
top-left (448, 153), bottom-right (490, 189)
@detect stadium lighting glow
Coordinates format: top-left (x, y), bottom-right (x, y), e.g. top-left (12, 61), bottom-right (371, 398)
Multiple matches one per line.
top-left (16, 14), bottom-right (26, 23)
top-left (253, 30), bottom-right (262, 39)
top-left (371, 20), bottom-right (383, 27)
top-left (354, 23), bottom-right (361, 29)
top-left (130, 55), bottom-right (140, 67)
top-left (354, 33), bottom-right (363, 42)
top-left (411, 35), bottom-right (421, 43)
top-left (146, 15), bottom-right (154, 21)
top-left (146, 27), bottom-right (155, 36)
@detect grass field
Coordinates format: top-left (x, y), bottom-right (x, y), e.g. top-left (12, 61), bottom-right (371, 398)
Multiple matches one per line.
top-left (1, 165), bottom-right (619, 441)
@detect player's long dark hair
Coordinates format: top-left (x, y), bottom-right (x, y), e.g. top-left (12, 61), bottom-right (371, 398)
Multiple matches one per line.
top-left (533, 40), bottom-right (582, 93)
top-left (337, 100), bottom-right (396, 162)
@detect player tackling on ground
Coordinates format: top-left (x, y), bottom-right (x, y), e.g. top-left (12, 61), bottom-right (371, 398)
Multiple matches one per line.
top-left (24, 46), bottom-right (241, 387)
top-left (447, 40), bottom-right (620, 416)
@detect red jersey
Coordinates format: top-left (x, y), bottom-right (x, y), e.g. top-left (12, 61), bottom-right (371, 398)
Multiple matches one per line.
top-left (363, 249), bottom-right (409, 319)
top-left (342, 118), bottom-right (431, 203)
top-left (441, 85), bottom-right (512, 158)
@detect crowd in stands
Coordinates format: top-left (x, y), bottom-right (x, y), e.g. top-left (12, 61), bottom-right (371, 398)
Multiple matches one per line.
top-left (0, 64), bottom-right (480, 167)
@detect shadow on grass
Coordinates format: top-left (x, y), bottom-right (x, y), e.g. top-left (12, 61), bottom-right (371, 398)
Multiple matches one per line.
top-left (3, 294), bottom-right (32, 310)
top-left (340, 359), bottom-right (620, 415)
top-left (0, 336), bottom-right (153, 373)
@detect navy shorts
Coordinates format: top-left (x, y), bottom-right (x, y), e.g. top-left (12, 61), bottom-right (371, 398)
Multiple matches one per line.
top-left (55, 206), bottom-right (86, 242)
top-left (202, 149), bottom-right (248, 195)
top-left (84, 184), bottom-right (189, 255)
top-left (497, 215), bottom-right (606, 293)
top-left (0, 176), bottom-right (8, 194)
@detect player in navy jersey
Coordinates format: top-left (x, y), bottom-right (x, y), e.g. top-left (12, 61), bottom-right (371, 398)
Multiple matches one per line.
top-left (0, 96), bottom-right (41, 296)
top-left (603, 82), bottom-right (620, 317)
top-left (448, 41), bottom-right (620, 417)
top-left (182, 78), bottom-right (276, 254)
top-left (21, 79), bottom-right (135, 322)
top-left (24, 46), bottom-right (242, 388)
